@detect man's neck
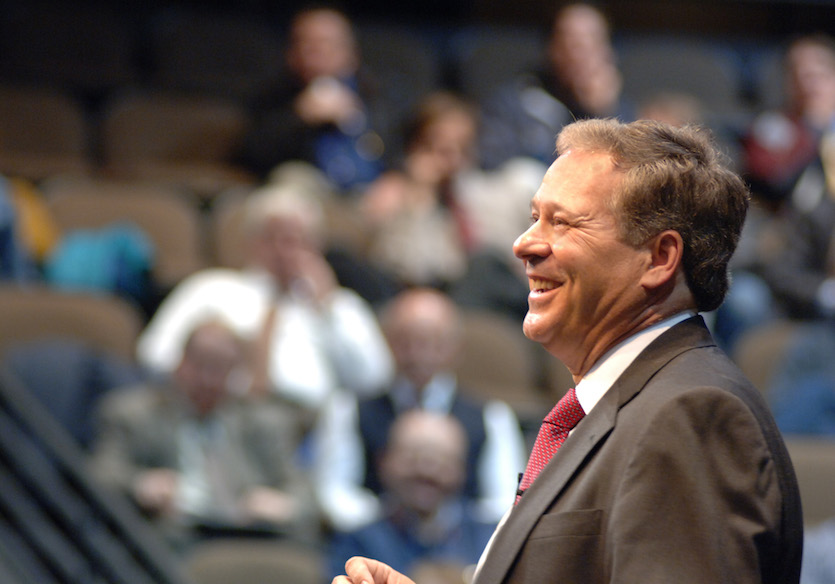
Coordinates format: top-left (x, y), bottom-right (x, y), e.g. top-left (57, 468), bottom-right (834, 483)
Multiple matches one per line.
top-left (569, 298), bottom-right (696, 381)
top-left (574, 311), bottom-right (696, 415)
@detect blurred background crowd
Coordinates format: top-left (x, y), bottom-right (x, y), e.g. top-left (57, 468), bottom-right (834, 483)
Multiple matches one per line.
top-left (3, 0), bottom-right (835, 583)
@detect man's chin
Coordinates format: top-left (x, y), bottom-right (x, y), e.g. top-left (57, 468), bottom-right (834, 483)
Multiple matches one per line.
top-left (522, 312), bottom-right (548, 343)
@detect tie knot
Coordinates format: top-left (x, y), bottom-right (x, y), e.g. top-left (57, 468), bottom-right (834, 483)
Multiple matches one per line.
top-left (544, 387), bottom-right (585, 430)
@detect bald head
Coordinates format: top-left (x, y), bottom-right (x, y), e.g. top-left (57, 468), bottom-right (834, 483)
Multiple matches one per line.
top-left (380, 288), bottom-right (462, 388)
top-left (176, 320), bottom-right (246, 417)
top-left (379, 410), bottom-right (468, 517)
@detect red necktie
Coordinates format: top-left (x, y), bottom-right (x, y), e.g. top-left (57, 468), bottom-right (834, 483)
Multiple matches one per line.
top-left (516, 387), bottom-right (585, 504)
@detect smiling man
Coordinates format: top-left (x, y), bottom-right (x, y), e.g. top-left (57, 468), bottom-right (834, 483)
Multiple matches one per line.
top-left (333, 119), bottom-right (803, 584)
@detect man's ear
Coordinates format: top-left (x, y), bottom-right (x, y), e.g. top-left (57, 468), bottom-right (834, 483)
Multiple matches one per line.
top-left (640, 230), bottom-right (684, 290)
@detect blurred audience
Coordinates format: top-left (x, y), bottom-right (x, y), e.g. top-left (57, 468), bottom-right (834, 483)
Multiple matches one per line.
top-left (358, 90), bottom-right (544, 296)
top-left (742, 33), bottom-right (835, 207)
top-left (240, 5), bottom-right (395, 192)
top-left (326, 410), bottom-right (495, 580)
top-left (478, 2), bottom-right (634, 169)
top-left (135, 179), bottom-right (393, 413)
top-left (359, 91), bottom-right (480, 289)
top-left (711, 35), bottom-right (835, 352)
top-left (313, 287), bottom-right (526, 532)
top-left (755, 132), bottom-right (835, 322)
top-left (90, 320), bottom-right (319, 551)
top-left (754, 136), bottom-right (835, 431)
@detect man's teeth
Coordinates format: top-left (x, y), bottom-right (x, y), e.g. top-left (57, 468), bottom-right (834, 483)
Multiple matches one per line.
top-left (531, 278), bottom-right (556, 291)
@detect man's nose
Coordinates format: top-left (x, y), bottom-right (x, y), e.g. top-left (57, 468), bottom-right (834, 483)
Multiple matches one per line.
top-left (513, 224), bottom-right (550, 261)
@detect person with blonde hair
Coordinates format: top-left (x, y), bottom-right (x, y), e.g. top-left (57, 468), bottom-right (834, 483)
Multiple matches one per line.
top-left (136, 180), bottom-right (393, 412)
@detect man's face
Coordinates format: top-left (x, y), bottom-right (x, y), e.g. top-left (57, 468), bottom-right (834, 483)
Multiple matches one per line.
top-left (549, 5), bottom-right (612, 81)
top-left (787, 42), bottom-right (835, 124)
top-left (380, 414), bottom-right (466, 518)
top-left (288, 10), bottom-right (358, 83)
top-left (412, 111), bottom-right (477, 181)
top-left (175, 327), bottom-right (243, 417)
top-left (251, 215), bottom-right (317, 286)
top-left (512, 150), bottom-right (650, 372)
top-left (384, 301), bottom-right (458, 388)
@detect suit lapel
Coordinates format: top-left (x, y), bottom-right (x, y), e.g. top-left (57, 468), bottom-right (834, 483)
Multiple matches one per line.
top-left (472, 381), bottom-right (617, 584)
top-left (472, 317), bottom-right (715, 584)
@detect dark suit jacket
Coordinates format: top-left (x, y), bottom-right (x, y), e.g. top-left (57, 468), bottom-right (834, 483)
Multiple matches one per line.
top-left (90, 384), bottom-right (318, 540)
top-left (356, 390), bottom-right (487, 499)
top-left (474, 316), bottom-right (802, 584)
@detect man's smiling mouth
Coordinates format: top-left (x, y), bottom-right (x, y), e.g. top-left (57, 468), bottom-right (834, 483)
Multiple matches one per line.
top-left (529, 278), bottom-right (558, 292)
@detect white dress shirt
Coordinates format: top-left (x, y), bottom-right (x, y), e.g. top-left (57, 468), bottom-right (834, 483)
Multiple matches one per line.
top-left (136, 267), bottom-right (394, 409)
top-left (313, 373), bottom-right (528, 531)
top-left (575, 311), bottom-right (696, 415)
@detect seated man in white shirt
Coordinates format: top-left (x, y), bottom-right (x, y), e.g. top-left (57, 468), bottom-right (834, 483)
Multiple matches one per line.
top-left (136, 181), bottom-right (393, 412)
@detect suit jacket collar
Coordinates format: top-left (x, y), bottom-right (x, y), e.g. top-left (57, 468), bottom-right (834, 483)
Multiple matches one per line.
top-left (473, 316), bottom-right (714, 584)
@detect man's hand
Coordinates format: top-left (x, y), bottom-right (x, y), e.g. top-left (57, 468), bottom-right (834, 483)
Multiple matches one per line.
top-left (133, 469), bottom-right (179, 517)
top-left (296, 76), bottom-right (361, 128)
top-left (332, 557), bottom-right (416, 584)
top-left (239, 487), bottom-right (298, 524)
top-left (290, 249), bottom-right (339, 308)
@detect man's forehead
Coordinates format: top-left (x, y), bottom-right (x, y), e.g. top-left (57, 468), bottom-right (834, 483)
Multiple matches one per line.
top-left (554, 148), bottom-right (616, 168)
top-left (536, 151), bottom-right (619, 194)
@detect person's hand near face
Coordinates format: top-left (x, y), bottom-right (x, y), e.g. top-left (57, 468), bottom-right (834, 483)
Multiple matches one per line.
top-left (251, 214), bottom-right (338, 307)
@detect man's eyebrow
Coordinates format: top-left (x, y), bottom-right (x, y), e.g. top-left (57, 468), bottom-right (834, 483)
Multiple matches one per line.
top-left (531, 198), bottom-right (572, 215)
top-left (528, 197), bottom-right (538, 213)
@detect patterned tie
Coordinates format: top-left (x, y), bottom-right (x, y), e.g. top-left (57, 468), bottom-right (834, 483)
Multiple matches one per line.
top-left (516, 387), bottom-right (585, 504)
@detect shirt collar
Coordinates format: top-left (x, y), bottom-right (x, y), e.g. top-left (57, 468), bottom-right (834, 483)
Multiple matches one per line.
top-left (575, 312), bottom-right (696, 415)
top-left (390, 372), bottom-right (457, 413)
